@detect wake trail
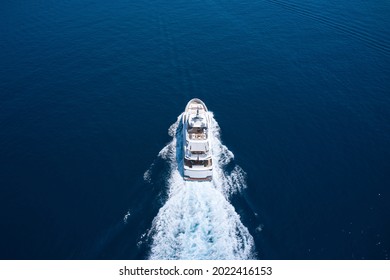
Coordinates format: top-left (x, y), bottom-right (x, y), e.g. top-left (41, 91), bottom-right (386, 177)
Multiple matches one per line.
top-left (146, 112), bottom-right (255, 260)
top-left (266, 0), bottom-right (390, 57)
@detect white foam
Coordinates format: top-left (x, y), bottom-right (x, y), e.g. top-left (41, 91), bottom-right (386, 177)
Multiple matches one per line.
top-left (143, 164), bottom-right (153, 183)
top-left (157, 115), bottom-right (181, 160)
top-left (147, 112), bottom-right (255, 260)
top-left (256, 224), bottom-right (264, 233)
top-left (123, 210), bottom-right (131, 224)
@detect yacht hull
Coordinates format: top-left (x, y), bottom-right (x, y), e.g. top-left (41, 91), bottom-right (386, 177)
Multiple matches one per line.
top-left (182, 98), bottom-right (213, 182)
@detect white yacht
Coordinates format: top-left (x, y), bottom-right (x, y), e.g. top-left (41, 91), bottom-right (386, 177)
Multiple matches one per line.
top-left (182, 98), bottom-right (213, 181)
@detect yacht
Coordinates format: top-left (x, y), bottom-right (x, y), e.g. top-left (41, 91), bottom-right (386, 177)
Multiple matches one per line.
top-left (182, 98), bottom-right (213, 181)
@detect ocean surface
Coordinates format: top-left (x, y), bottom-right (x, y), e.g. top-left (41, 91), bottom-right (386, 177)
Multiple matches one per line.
top-left (1, 0), bottom-right (389, 259)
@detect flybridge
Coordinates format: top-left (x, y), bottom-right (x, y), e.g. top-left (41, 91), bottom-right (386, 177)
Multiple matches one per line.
top-left (182, 98), bottom-right (213, 181)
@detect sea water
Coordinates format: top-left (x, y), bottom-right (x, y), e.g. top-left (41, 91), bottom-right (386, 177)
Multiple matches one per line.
top-left (0, 0), bottom-right (389, 259)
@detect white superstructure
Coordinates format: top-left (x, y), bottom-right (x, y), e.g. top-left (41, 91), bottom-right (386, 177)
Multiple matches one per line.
top-left (182, 98), bottom-right (213, 181)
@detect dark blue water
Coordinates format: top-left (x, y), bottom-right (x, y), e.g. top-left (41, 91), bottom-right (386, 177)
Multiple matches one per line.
top-left (1, 0), bottom-right (389, 259)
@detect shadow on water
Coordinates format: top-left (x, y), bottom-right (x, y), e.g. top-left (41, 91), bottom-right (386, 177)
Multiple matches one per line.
top-left (175, 116), bottom-right (185, 178)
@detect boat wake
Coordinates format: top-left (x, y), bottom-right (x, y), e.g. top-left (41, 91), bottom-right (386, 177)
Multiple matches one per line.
top-left (145, 112), bottom-right (255, 260)
top-left (265, 0), bottom-right (390, 57)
